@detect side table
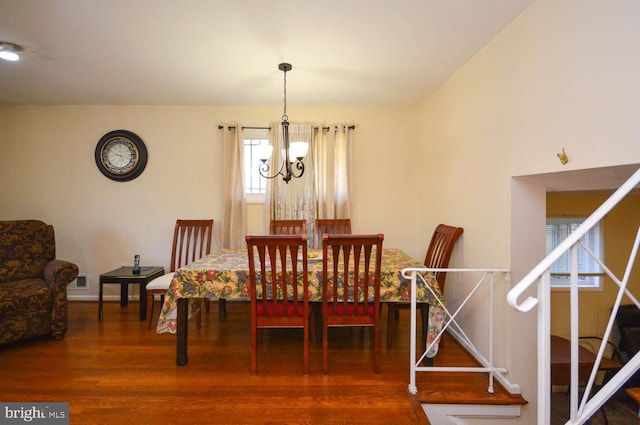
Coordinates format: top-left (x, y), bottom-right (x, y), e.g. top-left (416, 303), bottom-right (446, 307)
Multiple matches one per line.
top-left (99, 266), bottom-right (164, 322)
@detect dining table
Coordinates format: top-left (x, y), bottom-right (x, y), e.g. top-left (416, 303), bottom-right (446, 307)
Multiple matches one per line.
top-left (156, 247), bottom-right (445, 365)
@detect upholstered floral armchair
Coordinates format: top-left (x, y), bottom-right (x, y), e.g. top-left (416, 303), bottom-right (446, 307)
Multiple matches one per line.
top-left (0, 220), bottom-right (79, 345)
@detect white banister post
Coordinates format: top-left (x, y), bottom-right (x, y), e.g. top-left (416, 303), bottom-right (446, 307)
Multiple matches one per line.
top-left (569, 244), bottom-right (580, 420)
top-left (538, 271), bottom-right (551, 425)
top-left (408, 270), bottom-right (418, 394)
top-left (488, 272), bottom-right (495, 393)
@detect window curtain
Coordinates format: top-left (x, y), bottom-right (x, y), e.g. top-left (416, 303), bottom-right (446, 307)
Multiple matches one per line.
top-left (221, 124), bottom-right (246, 249)
top-left (315, 124), bottom-right (352, 220)
top-left (265, 122), bottom-right (353, 248)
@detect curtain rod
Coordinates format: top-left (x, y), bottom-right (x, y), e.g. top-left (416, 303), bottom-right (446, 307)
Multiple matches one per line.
top-left (217, 125), bottom-right (355, 131)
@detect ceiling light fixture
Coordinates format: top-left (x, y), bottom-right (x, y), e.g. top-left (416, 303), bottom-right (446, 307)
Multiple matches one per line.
top-left (258, 63), bottom-right (308, 184)
top-left (0, 42), bottom-right (22, 62)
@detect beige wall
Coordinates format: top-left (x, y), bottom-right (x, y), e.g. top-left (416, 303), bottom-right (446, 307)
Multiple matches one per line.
top-left (417, 0), bottom-right (640, 423)
top-left (0, 105), bottom-right (420, 301)
top-left (548, 192), bottom-right (640, 338)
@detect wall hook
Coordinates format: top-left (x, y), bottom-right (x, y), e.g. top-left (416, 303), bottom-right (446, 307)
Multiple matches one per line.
top-left (557, 148), bottom-right (568, 165)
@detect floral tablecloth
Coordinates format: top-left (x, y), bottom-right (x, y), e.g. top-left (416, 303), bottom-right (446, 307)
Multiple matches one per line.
top-left (156, 248), bottom-right (445, 356)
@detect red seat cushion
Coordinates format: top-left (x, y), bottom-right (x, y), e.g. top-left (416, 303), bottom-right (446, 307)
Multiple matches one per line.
top-left (327, 303), bottom-right (374, 316)
top-left (257, 301), bottom-right (305, 317)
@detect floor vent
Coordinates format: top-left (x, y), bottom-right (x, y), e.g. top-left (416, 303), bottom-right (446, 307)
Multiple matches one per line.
top-left (69, 274), bottom-right (88, 290)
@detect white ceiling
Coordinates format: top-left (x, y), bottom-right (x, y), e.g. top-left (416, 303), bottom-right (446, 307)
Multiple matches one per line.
top-left (0, 0), bottom-right (535, 106)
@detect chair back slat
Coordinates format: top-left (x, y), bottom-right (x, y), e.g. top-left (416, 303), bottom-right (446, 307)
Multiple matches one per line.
top-left (170, 219), bottom-right (213, 272)
top-left (424, 224), bottom-right (464, 292)
top-left (269, 219), bottom-right (307, 236)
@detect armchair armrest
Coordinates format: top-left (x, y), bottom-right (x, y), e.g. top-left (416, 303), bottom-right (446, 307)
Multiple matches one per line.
top-left (44, 259), bottom-right (79, 291)
top-left (43, 259), bottom-right (78, 340)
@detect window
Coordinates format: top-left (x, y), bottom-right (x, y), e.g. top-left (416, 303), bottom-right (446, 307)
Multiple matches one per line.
top-left (546, 217), bottom-right (604, 289)
top-left (243, 129), bottom-right (270, 202)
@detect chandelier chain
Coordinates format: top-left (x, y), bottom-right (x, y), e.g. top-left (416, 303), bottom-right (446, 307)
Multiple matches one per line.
top-left (282, 68), bottom-right (288, 122)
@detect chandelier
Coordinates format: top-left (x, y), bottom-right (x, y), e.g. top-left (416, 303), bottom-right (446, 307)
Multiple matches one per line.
top-left (258, 63), bottom-right (309, 183)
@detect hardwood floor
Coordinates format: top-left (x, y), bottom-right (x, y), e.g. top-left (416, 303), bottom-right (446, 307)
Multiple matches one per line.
top-left (0, 300), bottom-right (515, 424)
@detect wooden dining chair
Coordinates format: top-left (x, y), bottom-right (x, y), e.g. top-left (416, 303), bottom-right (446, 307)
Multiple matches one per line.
top-left (269, 219), bottom-right (307, 236)
top-left (145, 219), bottom-right (213, 330)
top-left (246, 234), bottom-right (310, 374)
top-left (315, 218), bottom-right (351, 247)
top-left (385, 224), bottom-right (463, 349)
top-left (312, 218), bottom-right (353, 337)
top-left (322, 233), bottom-right (384, 373)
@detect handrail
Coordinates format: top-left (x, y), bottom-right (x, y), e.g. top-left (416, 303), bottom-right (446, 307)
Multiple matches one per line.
top-left (507, 167), bottom-right (640, 312)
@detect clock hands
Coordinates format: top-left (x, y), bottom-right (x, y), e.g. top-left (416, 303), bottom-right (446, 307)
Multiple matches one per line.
top-left (110, 152), bottom-right (130, 160)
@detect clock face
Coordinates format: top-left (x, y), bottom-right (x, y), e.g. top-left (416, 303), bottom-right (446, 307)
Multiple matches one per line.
top-left (95, 130), bottom-right (147, 181)
top-left (102, 137), bottom-right (138, 174)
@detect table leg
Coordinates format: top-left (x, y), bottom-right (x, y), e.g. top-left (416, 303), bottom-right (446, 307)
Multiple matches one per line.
top-left (421, 304), bottom-right (434, 367)
top-left (219, 298), bottom-right (227, 318)
top-left (421, 303), bottom-right (429, 355)
top-left (98, 281), bottom-right (104, 322)
top-left (120, 284), bottom-right (128, 307)
top-left (177, 298), bottom-right (189, 366)
top-left (139, 282), bottom-right (147, 322)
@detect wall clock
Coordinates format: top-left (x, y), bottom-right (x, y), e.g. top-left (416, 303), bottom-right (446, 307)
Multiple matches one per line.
top-left (95, 130), bottom-right (148, 182)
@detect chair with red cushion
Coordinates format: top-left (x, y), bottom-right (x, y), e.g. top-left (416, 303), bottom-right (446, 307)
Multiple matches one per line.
top-left (322, 233), bottom-right (384, 373)
top-left (385, 224), bottom-right (463, 349)
top-left (269, 219), bottom-right (307, 235)
top-left (246, 234), bottom-right (310, 374)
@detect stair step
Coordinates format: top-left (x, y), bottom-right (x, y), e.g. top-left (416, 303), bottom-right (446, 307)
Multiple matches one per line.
top-left (417, 389), bottom-right (528, 405)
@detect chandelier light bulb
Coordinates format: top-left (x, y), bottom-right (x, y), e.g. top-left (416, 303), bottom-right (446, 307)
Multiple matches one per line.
top-left (289, 141), bottom-right (309, 160)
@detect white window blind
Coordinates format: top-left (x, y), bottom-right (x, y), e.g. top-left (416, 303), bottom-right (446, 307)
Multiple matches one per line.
top-left (546, 217), bottom-right (604, 289)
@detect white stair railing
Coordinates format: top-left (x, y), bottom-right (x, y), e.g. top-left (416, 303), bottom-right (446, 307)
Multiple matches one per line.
top-left (403, 268), bottom-right (511, 395)
top-left (507, 167), bottom-right (640, 425)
